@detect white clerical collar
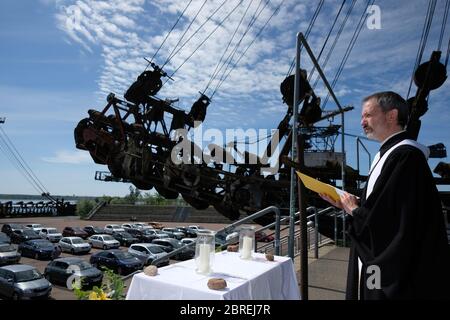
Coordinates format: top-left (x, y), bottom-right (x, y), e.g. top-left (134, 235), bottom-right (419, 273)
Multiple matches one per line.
top-left (380, 130), bottom-right (406, 147)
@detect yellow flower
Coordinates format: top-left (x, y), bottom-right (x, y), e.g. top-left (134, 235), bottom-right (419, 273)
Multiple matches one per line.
top-left (88, 291), bottom-right (99, 300)
top-left (99, 291), bottom-right (110, 300)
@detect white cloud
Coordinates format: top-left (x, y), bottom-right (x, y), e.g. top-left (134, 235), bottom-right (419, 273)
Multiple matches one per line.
top-left (42, 150), bottom-right (92, 164)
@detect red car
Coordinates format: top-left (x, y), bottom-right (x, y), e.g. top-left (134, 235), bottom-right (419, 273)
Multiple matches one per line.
top-left (255, 231), bottom-right (275, 242)
top-left (62, 226), bottom-right (89, 239)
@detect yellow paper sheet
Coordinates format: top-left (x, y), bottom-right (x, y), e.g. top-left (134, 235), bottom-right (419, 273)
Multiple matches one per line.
top-left (296, 171), bottom-right (344, 202)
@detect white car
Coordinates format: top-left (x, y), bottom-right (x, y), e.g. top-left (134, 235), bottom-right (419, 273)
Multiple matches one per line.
top-left (25, 224), bottom-right (44, 233)
top-left (104, 224), bottom-right (125, 234)
top-left (39, 228), bottom-right (62, 242)
top-left (58, 237), bottom-right (91, 254)
top-left (88, 234), bottom-right (120, 250)
top-left (128, 243), bottom-right (169, 266)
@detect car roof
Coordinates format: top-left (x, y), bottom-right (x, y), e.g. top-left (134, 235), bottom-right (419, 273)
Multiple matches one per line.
top-left (27, 239), bottom-right (53, 245)
top-left (1, 264), bottom-right (36, 272)
top-left (131, 243), bottom-right (160, 248)
top-left (52, 257), bottom-right (85, 264)
top-left (62, 236), bottom-right (83, 240)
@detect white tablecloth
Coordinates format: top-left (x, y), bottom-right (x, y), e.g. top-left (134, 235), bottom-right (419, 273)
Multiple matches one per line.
top-left (126, 251), bottom-right (300, 300)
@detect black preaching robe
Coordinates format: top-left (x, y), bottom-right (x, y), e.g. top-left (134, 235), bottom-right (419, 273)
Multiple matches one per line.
top-left (346, 131), bottom-right (450, 300)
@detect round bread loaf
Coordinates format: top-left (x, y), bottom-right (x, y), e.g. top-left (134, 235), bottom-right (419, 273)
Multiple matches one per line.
top-left (227, 244), bottom-right (239, 252)
top-left (207, 278), bottom-right (227, 290)
top-left (144, 265), bottom-right (158, 276)
top-left (265, 253), bottom-right (274, 261)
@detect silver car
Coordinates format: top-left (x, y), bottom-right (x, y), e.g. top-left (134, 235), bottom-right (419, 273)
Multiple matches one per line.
top-left (0, 244), bottom-right (21, 265)
top-left (161, 228), bottom-right (185, 240)
top-left (128, 243), bottom-right (169, 266)
top-left (39, 228), bottom-right (62, 243)
top-left (0, 264), bottom-right (52, 300)
top-left (58, 237), bottom-right (91, 254)
top-left (88, 234), bottom-right (120, 250)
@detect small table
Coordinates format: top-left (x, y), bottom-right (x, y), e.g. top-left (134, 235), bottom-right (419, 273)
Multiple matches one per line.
top-left (126, 251), bottom-right (300, 300)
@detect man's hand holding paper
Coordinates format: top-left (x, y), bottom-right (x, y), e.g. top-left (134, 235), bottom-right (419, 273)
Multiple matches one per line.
top-left (296, 171), bottom-right (359, 215)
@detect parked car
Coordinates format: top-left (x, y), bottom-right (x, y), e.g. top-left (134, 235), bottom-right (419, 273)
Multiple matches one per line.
top-left (175, 226), bottom-right (196, 238)
top-left (82, 225), bottom-right (104, 236)
top-left (186, 225), bottom-right (205, 237)
top-left (255, 231), bottom-right (275, 242)
top-left (161, 228), bottom-right (185, 240)
top-left (10, 229), bottom-right (41, 244)
top-left (58, 237), bottom-right (91, 254)
top-left (90, 249), bottom-right (143, 275)
top-left (112, 232), bottom-right (138, 247)
top-left (25, 224), bottom-right (44, 233)
top-left (18, 239), bottom-right (60, 260)
top-left (128, 228), bottom-right (169, 242)
top-left (147, 221), bottom-right (165, 229)
top-left (44, 257), bottom-right (102, 289)
top-left (0, 244), bottom-right (21, 265)
top-left (180, 238), bottom-right (196, 246)
top-left (1, 224), bottom-right (25, 237)
top-left (39, 228), bottom-right (62, 243)
top-left (62, 227), bottom-right (89, 239)
top-left (0, 232), bottom-right (11, 244)
top-left (121, 223), bottom-right (152, 231)
top-left (0, 264), bottom-right (52, 300)
top-left (151, 238), bottom-right (195, 261)
top-left (128, 243), bottom-right (169, 266)
top-left (104, 224), bottom-right (125, 234)
top-left (88, 234), bottom-right (120, 250)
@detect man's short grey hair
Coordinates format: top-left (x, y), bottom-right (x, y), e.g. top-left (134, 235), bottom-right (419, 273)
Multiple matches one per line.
top-left (363, 91), bottom-right (409, 127)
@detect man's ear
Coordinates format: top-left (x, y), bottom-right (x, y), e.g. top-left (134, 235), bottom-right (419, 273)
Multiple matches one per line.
top-left (388, 109), bottom-right (398, 124)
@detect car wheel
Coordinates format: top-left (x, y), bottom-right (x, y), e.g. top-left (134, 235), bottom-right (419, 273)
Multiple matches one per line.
top-left (103, 245), bottom-right (107, 250)
top-left (71, 248), bottom-right (75, 254)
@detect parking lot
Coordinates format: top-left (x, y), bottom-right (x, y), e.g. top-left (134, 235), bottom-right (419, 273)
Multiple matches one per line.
top-left (0, 216), bottom-right (230, 300)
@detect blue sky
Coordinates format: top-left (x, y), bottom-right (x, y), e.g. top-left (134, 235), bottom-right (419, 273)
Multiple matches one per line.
top-left (0, 0), bottom-right (449, 197)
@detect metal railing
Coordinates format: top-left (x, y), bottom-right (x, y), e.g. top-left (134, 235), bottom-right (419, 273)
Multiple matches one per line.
top-left (256, 206), bottom-right (335, 258)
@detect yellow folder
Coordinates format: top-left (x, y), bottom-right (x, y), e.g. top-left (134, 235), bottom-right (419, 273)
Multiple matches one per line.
top-left (296, 171), bottom-right (344, 202)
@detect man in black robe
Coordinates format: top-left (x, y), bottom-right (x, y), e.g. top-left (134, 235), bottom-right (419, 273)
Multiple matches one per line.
top-left (320, 91), bottom-right (450, 299)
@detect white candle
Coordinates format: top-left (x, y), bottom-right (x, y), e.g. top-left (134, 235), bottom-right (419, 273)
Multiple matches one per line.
top-left (197, 243), bottom-right (210, 274)
top-left (241, 236), bottom-right (253, 260)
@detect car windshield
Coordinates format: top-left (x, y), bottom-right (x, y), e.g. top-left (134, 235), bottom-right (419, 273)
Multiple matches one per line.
top-left (148, 246), bottom-right (165, 254)
top-left (72, 238), bottom-right (84, 244)
top-left (23, 230), bottom-right (37, 236)
top-left (15, 269), bottom-right (42, 282)
top-left (0, 245), bottom-right (15, 252)
top-left (74, 261), bottom-right (93, 270)
top-left (102, 236), bottom-right (114, 241)
top-left (48, 229), bottom-right (58, 234)
top-left (34, 241), bottom-right (54, 249)
top-left (114, 252), bottom-right (134, 260)
top-left (120, 233), bottom-right (133, 239)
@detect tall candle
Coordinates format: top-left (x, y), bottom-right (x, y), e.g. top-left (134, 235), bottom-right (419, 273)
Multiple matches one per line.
top-left (197, 243), bottom-right (210, 274)
top-left (241, 236), bottom-right (253, 259)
